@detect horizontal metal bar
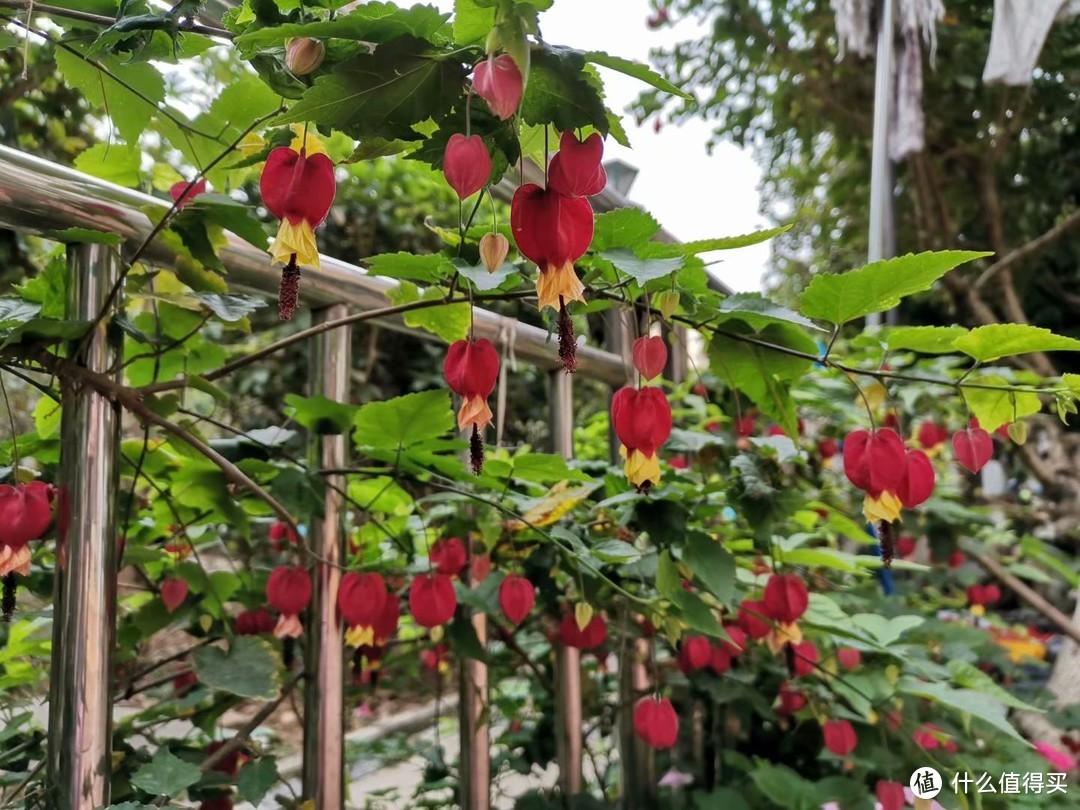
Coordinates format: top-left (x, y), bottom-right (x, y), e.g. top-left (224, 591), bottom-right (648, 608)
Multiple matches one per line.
top-left (0, 145), bottom-right (628, 386)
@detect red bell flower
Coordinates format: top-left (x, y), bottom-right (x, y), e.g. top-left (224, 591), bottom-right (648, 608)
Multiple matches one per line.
top-left (948, 549), bottom-right (965, 568)
top-left (372, 592), bottom-right (399, 644)
top-left (876, 780), bottom-right (906, 810)
top-left (822, 719), bottom-right (857, 756)
top-left (199, 797), bottom-right (233, 810)
top-left (338, 572), bottom-right (388, 628)
top-left (420, 642), bottom-right (449, 672)
top-left (843, 428), bottom-right (906, 497)
top-left (473, 54), bottom-right (523, 120)
top-left (173, 670), bottom-right (198, 696)
top-left (917, 421), bottom-right (949, 450)
top-left (678, 635), bottom-right (712, 674)
top-left (235, 607), bottom-right (275, 636)
top-left (498, 573), bottom-right (535, 626)
top-left (547, 131), bottom-right (607, 197)
top-left (790, 640), bottom-right (818, 677)
top-left (429, 537), bottom-right (467, 577)
top-left (409, 573), bottom-right (457, 628)
top-left (266, 565), bottom-right (312, 639)
top-left (443, 133), bottom-right (492, 200)
top-left (161, 578), bottom-right (188, 614)
top-left (632, 335), bottom-right (667, 383)
top-left (709, 644), bottom-right (732, 674)
top-left (633, 696), bottom-right (679, 750)
top-left (967, 583), bottom-right (1001, 607)
top-left (207, 740), bottom-right (246, 777)
top-left (260, 135), bottom-right (336, 319)
top-left (170, 178), bottom-right (206, 210)
top-left (736, 599), bottom-right (771, 639)
top-left (896, 535), bottom-right (917, 558)
top-left (817, 437), bottom-right (839, 459)
top-left (761, 574), bottom-right (809, 624)
top-left (510, 183), bottom-right (593, 312)
top-left (0, 481), bottom-right (53, 577)
top-left (444, 338), bottom-right (500, 474)
top-left (776, 682), bottom-right (806, 716)
top-left (913, 723), bottom-right (955, 751)
top-left (611, 386), bottom-right (672, 490)
top-left (952, 425), bottom-right (993, 473)
top-left (836, 647), bottom-right (861, 670)
top-left (269, 519), bottom-right (299, 551)
top-left (558, 612), bottom-right (607, 649)
top-left (718, 625), bottom-right (748, 657)
top-left (896, 448), bottom-right (935, 508)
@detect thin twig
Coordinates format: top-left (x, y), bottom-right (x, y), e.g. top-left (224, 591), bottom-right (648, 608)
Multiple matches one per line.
top-left (0, 0), bottom-right (233, 38)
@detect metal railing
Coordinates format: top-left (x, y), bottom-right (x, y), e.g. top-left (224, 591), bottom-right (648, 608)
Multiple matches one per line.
top-left (0, 142), bottom-right (688, 809)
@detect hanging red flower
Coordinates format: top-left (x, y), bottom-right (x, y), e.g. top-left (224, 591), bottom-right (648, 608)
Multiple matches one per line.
top-left (895, 448), bottom-right (935, 509)
top-left (948, 549), bottom-right (965, 568)
top-left (338, 572), bottom-right (388, 628)
top-left (952, 425), bottom-right (993, 473)
top-left (173, 670), bottom-right (198, 696)
top-left (235, 607), bottom-right (275, 636)
top-left (789, 640), bottom-right (818, 677)
top-left (498, 573), bottom-right (535, 626)
top-left (709, 644), bottom-right (732, 674)
top-left (207, 740), bottom-right (246, 777)
top-left (409, 573), bottom-right (457, 628)
top-left (736, 599), bottom-right (771, 639)
top-left (916, 421), bottom-right (949, 450)
top-left (0, 481), bottom-right (53, 577)
top-left (170, 178), bottom-right (206, 210)
top-left (372, 591), bottom-right (399, 644)
top-left (443, 133), bottom-right (492, 200)
top-left (161, 578), bottom-right (188, 614)
top-left (836, 647), bottom-right (861, 670)
top-left (718, 625), bottom-right (748, 658)
top-left (817, 437), bottom-right (839, 459)
top-left (473, 54), bottom-right (523, 120)
top-left (547, 131), bottom-right (607, 197)
top-left (199, 796), bottom-right (233, 810)
top-left (260, 134), bottom-right (336, 320)
top-left (876, 780), bottom-right (906, 810)
top-left (611, 386), bottom-right (672, 490)
top-left (967, 583), bottom-right (1001, 607)
top-left (632, 696), bottom-right (679, 750)
top-left (843, 427), bottom-right (906, 497)
top-left (429, 537), bottom-right (467, 577)
top-left (822, 719), bottom-right (857, 756)
top-left (269, 520), bottom-right (299, 551)
top-left (775, 682), bottom-right (806, 716)
top-left (761, 573), bottom-right (809, 624)
top-left (558, 612), bottom-right (607, 649)
top-left (631, 335), bottom-right (667, 383)
top-left (444, 338), bottom-right (500, 474)
top-left (678, 635), bottom-right (712, 674)
top-left (420, 642), bottom-right (450, 672)
top-left (266, 565), bottom-right (312, 639)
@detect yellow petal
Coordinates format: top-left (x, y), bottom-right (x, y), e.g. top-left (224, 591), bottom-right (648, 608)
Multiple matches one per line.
top-left (458, 395), bottom-right (493, 431)
top-left (535, 260), bottom-right (585, 311)
top-left (862, 491), bottom-right (902, 523)
top-left (575, 602), bottom-right (594, 632)
top-left (624, 449), bottom-right (661, 488)
top-left (269, 219), bottom-right (320, 269)
top-left (765, 622), bottom-right (802, 655)
top-left (345, 625), bottom-right (375, 648)
top-left (0, 545), bottom-right (30, 577)
top-left (289, 125), bottom-right (328, 157)
top-left (240, 131), bottom-right (266, 158)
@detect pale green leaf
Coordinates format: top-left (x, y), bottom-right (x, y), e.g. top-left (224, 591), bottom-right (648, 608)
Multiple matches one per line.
top-left (898, 678), bottom-right (1027, 744)
top-left (353, 389), bottom-right (455, 450)
top-left (954, 324), bottom-right (1080, 363)
top-left (130, 749), bottom-right (201, 797)
top-left (599, 248), bottom-right (683, 285)
top-left (964, 374), bottom-right (1042, 432)
top-left (73, 143), bottom-right (142, 187)
top-left (884, 325), bottom-right (971, 354)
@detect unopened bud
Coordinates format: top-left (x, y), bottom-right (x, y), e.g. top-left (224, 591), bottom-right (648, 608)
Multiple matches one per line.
top-left (656, 290), bottom-right (679, 320)
top-left (575, 602), bottom-right (593, 632)
top-left (479, 232), bottom-right (509, 273)
top-left (286, 37), bottom-right (325, 76)
top-left (1007, 421), bottom-right (1028, 444)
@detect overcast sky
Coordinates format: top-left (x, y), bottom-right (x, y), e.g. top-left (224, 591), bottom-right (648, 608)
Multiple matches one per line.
top-left (424, 0), bottom-right (771, 292)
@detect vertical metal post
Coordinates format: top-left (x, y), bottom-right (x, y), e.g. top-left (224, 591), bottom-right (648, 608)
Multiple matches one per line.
top-left (866, 0), bottom-right (896, 328)
top-left (550, 369), bottom-right (583, 795)
top-left (48, 243), bottom-right (121, 809)
top-left (302, 305), bottom-right (351, 809)
top-left (458, 606), bottom-right (490, 810)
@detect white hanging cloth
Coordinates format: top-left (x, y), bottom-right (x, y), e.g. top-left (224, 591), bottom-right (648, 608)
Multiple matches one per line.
top-left (831, 0), bottom-right (874, 58)
top-left (982, 0), bottom-right (1078, 85)
top-left (889, 0), bottom-right (944, 161)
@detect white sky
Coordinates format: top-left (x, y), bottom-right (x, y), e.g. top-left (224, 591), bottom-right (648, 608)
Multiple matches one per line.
top-left (426, 0), bottom-right (770, 292)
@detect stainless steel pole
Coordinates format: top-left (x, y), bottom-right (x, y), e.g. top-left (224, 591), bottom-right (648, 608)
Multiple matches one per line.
top-left (48, 243), bottom-right (122, 809)
top-left (550, 368), bottom-right (583, 795)
top-left (458, 606), bottom-right (490, 810)
top-left (866, 0), bottom-right (896, 328)
top-left (302, 304), bottom-right (351, 808)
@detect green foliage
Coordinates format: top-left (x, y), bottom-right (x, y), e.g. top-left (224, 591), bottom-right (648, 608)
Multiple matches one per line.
top-left (130, 748), bottom-right (202, 796)
top-left (193, 637), bottom-right (282, 699)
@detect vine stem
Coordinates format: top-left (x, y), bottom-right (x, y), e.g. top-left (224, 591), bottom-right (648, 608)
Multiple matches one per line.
top-left (0, 0), bottom-right (234, 38)
top-left (0, 372), bottom-right (21, 472)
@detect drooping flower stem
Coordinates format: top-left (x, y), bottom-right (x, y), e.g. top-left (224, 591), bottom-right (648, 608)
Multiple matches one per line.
top-left (279, 255), bottom-right (301, 321)
top-left (557, 297), bottom-right (577, 373)
top-left (2, 573), bottom-right (16, 623)
top-left (878, 520), bottom-right (894, 568)
top-left (469, 424), bottom-right (484, 475)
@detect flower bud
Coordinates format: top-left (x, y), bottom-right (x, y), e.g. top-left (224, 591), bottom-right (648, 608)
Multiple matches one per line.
top-left (479, 232), bottom-right (509, 273)
top-left (286, 37), bottom-right (325, 75)
top-left (473, 54), bottom-right (524, 120)
top-left (656, 290), bottom-right (679, 320)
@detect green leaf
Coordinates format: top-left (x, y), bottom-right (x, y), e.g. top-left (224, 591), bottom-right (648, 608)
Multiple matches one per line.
top-left (455, 258), bottom-right (520, 293)
top-left (353, 389), bottom-right (455, 450)
top-left (387, 281), bottom-right (471, 342)
top-left (183, 196), bottom-right (271, 251)
top-left (520, 45), bottom-right (610, 135)
top-left (584, 50), bottom-right (691, 99)
top-left (368, 252), bottom-right (455, 284)
top-left (285, 393), bottom-right (359, 435)
top-left (591, 539), bottom-right (641, 565)
top-left (32, 395), bottom-right (62, 441)
top-left (130, 749), bottom-right (202, 797)
top-left (964, 374), bottom-right (1042, 432)
top-left (73, 143), bottom-right (142, 187)
top-left (453, 0), bottom-right (495, 45)
top-left (898, 678), bottom-right (1027, 744)
top-left (273, 38), bottom-right (467, 141)
top-left (849, 614), bottom-right (924, 646)
top-left (348, 476), bottom-right (414, 514)
top-left (954, 324), bottom-right (1080, 362)
top-left (590, 208), bottom-right (661, 252)
top-left (237, 757), bottom-right (280, 804)
top-left (344, 137), bottom-right (416, 162)
top-left (44, 227), bottom-right (123, 246)
top-left (0, 299), bottom-right (42, 327)
top-left (55, 45), bottom-right (165, 144)
top-left (884, 325), bottom-right (970, 354)
top-left (193, 637), bottom-right (282, 700)
top-left (508, 453), bottom-right (594, 484)
top-left (234, 2), bottom-right (450, 47)
top-left (947, 660), bottom-right (1043, 712)
top-left (683, 532), bottom-right (735, 604)
top-left (446, 615), bottom-right (489, 662)
top-left (599, 249), bottom-right (683, 285)
top-left (713, 293), bottom-right (820, 332)
top-left (798, 250), bottom-right (991, 325)
top-left (749, 762), bottom-right (821, 810)
top-left (658, 224), bottom-right (791, 256)
top-left (193, 293), bottom-right (267, 322)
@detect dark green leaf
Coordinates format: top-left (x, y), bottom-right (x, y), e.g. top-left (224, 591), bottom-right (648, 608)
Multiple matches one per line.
top-left (519, 45), bottom-right (610, 135)
top-left (234, 2), bottom-right (451, 48)
top-left (712, 293), bottom-right (820, 332)
top-left (130, 749), bottom-right (202, 797)
top-left (884, 325), bottom-right (970, 354)
top-left (590, 539), bottom-right (641, 564)
top-left (684, 532), bottom-right (735, 605)
top-left (285, 393), bottom-right (359, 435)
top-left (193, 637), bottom-right (282, 699)
top-left (237, 757), bottom-right (280, 804)
top-left (447, 615), bottom-right (489, 662)
top-left (584, 51), bottom-right (691, 99)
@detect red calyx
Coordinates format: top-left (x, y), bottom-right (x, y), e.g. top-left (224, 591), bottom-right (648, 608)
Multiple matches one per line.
top-left (817, 437), bottom-right (839, 459)
top-left (444, 339), bottom-right (499, 402)
top-left (0, 482), bottom-right (54, 550)
top-left (842, 428), bottom-right (906, 497)
top-left (409, 573), bottom-right (457, 628)
top-left (790, 640), bottom-right (818, 677)
top-left (170, 178), bottom-right (206, 210)
top-left (916, 421), bottom-right (949, 449)
top-left (266, 565), bottom-right (312, 616)
top-left (498, 573), bottom-right (535, 626)
top-left (338, 571), bottom-right (388, 628)
top-left (372, 592), bottom-right (399, 643)
top-left (761, 573), bottom-right (809, 624)
top-left (473, 54), bottom-right (523, 120)
top-left (822, 718), bottom-right (857, 756)
top-left (558, 612), bottom-right (607, 649)
top-left (161, 578), bottom-right (188, 614)
top-left (429, 537), bottom-right (467, 577)
top-left (736, 599), bottom-right (771, 639)
top-left (632, 335), bottom-right (668, 382)
top-left (877, 780), bottom-right (906, 810)
top-left (678, 635), bottom-right (712, 674)
top-left (547, 131), bottom-right (607, 197)
top-left (718, 624), bottom-right (748, 657)
top-left (967, 583), bottom-right (1001, 606)
top-left (633, 696), bottom-right (679, 750)
top-left (510, 183), bottom-right (594, 271)
top-left (443, 134), bottom-right (492, 200)
top-left (836, 646), bottom-right (861, 670)
top-left (952, 426), bottom-right (993, 473)
top-left (235, 607), bottom-right (275, 635)
top-left (896, 448), bottom-right (935, 508)
top-left (611, 386), bottom-right (672, 456)
top-left (260, 146), bottom-right (336, 226)
top-left (776, 682), bottom-right (806, 716)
